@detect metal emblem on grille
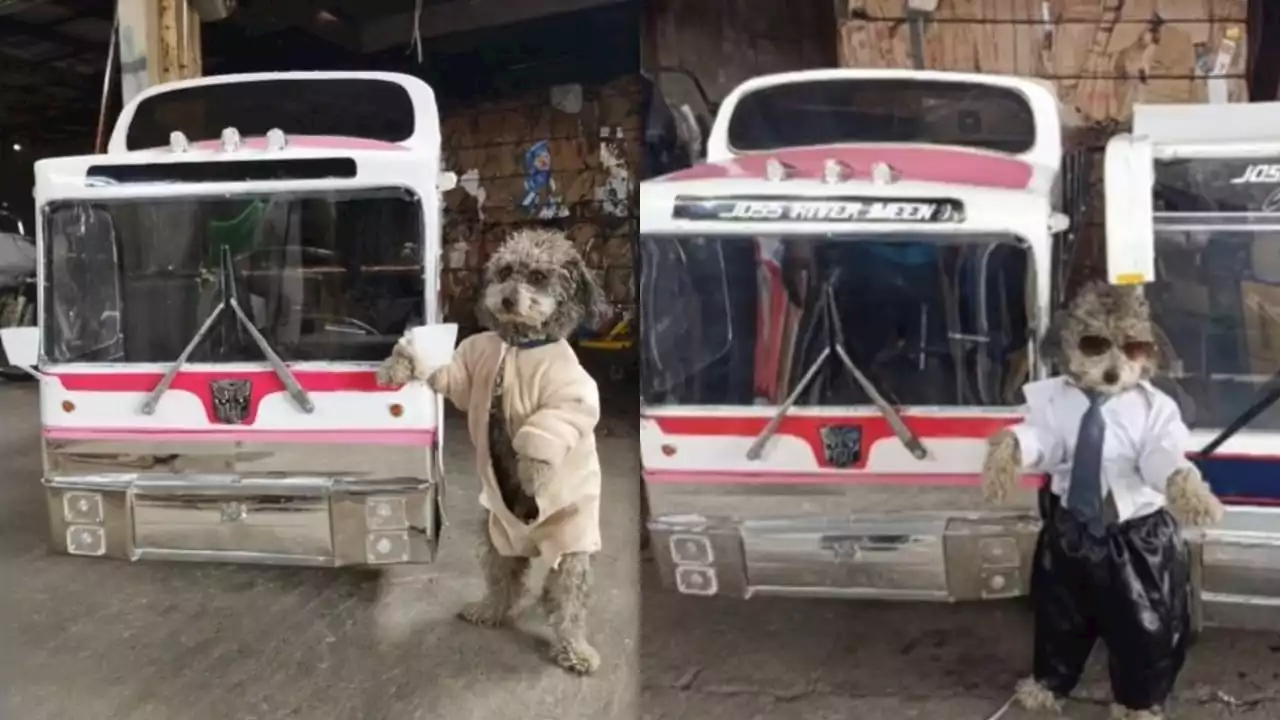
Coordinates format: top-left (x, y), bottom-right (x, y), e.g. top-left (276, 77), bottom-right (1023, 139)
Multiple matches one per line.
top-left (210, 379), bottom-right (251, 424)
top-left (819, 425), bottom-right (862, 468)
top-left (220, 501), bottom-right (248, 523)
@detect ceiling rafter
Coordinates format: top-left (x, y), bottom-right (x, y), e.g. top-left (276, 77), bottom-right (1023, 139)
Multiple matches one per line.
top-left (0, 15), bottom-right (104, 57)
top-left (0, 48), bottom-right (99, 90)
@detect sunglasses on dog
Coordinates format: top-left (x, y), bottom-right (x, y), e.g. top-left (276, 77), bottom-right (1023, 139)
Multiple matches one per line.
top-left (1077, 335), bottom-right (1156, 360)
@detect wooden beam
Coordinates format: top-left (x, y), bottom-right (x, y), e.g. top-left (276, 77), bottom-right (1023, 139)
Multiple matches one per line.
top-left (0, 51), bottom-right (95, 89)
top-left (0, 16), bottom-right (103, 56)
top-left (116, 0), bottom-right (202, 106)
top-left (359, 0), bottom-right (631, 53)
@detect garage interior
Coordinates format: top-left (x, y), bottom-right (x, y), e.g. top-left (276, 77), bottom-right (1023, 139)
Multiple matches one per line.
top-left (0, 0), bottom-right (641, 359)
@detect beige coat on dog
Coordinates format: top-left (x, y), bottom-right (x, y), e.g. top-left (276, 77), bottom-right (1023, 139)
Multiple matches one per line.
top-left (431, 331), bottom-right (602, 565)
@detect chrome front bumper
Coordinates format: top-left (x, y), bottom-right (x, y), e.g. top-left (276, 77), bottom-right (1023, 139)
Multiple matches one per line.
top-left (649, 512), bottom-right (1040, 602)
top-left (648, 495), bottom-right (1280, 631)
top-left (46, 475), bottom-right (441, 566)
top-left (41, 436), bottom-right (443, 567)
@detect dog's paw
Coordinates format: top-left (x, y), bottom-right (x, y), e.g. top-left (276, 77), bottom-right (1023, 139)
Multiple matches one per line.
top-left (1110, 705), bottom-right (1164, 720)
top-left (375, 357), bottom-right (414, 389)
top-left (551, 639), bottom-right (601, 675)
top-left (1167, 466), bottom-right (1224, 528)
top-left (457, 600), bottom-right (510, 628)
top-left (982, 429), bottom-right (1023, 506)
top-left (1013, 676), bottom-right (1062, 713)
top-left (376, 337), bottom-right (428, 388)
top-left (517, 455), bottom-right (554, 496)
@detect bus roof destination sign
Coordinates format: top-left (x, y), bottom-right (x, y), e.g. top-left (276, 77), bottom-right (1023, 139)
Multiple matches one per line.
top-left (672, 196), bottom-right (965, 223)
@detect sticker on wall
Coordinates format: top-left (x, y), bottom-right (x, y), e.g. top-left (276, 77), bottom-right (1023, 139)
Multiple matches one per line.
top-left (521, 140), bottom-right (568, 219)
top-left (595, 126), bottom-right (632, 217)
top-left (1207, 27), bottom-right (1241, 105)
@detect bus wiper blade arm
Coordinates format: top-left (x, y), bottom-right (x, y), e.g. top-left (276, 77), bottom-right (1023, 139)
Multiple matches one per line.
top-left (141, 245), bottom-right (314, 416)
top-left (139, 296), bottom-right (226, 415)
top-left (1199, 373), bottom-right (1280, 457)
top-left (823, 285), bottom-right (927, 460)
top-left (746, 278), bottom-right (928, 461)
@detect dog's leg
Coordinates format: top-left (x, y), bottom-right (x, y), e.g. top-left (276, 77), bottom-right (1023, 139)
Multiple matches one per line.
top-left (458, 518), bottom-right (529, 627)
top-left (542, 551), bottom-right (600, 675)
top-left (983, 429), bottom-right (1023, 505)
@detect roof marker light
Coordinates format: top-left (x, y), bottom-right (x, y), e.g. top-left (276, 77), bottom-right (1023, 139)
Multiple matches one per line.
top-left (822, 159), bottom-right (851, 184)
top-left (265, 128), bottom-right (288, 152)
top-left (220, 127), bottom-right (242, 152)
top-left (168, 131), bottom-right (190, 153)
top-left (764, 157), bottom-right (791, 181)
top-left (869, 161), bottom-right (899, 185)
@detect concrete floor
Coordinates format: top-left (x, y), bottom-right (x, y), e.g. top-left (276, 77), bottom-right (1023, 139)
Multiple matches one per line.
top-left (0, 382), bottom-right (640, 720)
top-left (641, 567), bottom-right (1280, 719)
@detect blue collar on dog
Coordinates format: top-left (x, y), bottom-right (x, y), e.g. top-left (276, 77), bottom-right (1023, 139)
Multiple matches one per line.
top-left (512, 338), bottom-right (556, 349)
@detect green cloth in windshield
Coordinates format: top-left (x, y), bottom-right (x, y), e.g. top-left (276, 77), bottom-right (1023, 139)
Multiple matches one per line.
top-left (205, 200), bottom-right (265, 269)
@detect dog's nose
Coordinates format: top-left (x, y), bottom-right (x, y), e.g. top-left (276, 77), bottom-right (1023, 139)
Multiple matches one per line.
top-left (1103, 369), bottom-right (1119, 384)
top-left (502, 297), bottom-right (515, 311)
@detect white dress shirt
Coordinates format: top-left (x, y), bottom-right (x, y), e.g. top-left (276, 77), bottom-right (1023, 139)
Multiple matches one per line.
top-left (1008, 377), bottom-right (1194, 524)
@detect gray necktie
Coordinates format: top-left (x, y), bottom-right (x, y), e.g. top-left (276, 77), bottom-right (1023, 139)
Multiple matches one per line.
top-left (1066, 389), bottom-right (1109, 537)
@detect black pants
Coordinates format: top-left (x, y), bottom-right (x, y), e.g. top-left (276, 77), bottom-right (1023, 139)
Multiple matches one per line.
top-left (1032, 492), bottom-right (1192, 710)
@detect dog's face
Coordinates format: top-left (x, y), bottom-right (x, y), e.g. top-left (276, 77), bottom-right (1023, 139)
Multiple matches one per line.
top-left (478, 228), bottom-right (609, 342)
top-left (1049, 281), bottom-right (1157, 395)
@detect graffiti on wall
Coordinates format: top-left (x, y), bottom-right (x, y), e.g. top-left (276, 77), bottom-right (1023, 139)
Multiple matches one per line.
top-left (595, 126), bottom-right (632, 217)
top-left (520, 140), bottom-right (569, 218)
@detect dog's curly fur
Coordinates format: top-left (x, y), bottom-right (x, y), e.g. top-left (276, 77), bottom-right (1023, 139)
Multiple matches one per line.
top-left (464, 228), bottom-right (606, 675)
top-left (984, 281), bottom-right (1221, 715)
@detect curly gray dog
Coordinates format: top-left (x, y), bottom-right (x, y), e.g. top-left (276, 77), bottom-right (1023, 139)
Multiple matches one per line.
top-left (982, 281), bottom-right (1223, 719)
top-left (379, 227), bottom-right (609, 675)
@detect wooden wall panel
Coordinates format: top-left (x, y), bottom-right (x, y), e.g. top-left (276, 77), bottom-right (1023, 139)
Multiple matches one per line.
top-left (839, 0), bottom-right (1249, 125)
top-left (838, 0), bottom-right (1250, 284)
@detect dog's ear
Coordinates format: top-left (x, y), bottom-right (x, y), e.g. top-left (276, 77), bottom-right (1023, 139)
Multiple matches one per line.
top-left (1040, 308), bottom-right (1067, 371)
top-left (571, 256), bottom-right (611, 331)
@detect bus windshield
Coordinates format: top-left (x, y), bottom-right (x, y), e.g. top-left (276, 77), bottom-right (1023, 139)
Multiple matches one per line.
top-left (42, 188), bottom-right (424, 364)
top-left (639, 232), bottom-right (1033, 407)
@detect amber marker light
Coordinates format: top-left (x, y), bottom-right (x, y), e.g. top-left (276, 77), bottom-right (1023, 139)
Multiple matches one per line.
top-left (61, 400), bottom-right (75, 413)
top-left (389, 403), bottom-right (404, 418)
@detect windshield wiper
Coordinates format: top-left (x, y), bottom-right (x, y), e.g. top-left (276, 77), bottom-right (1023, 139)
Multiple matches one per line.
top-left (746, 273), bottom-right (928, 462)
top-left (140, 245), bottom-right (315, 416)
top-left (1199, 369), bottom-right (1280, 457)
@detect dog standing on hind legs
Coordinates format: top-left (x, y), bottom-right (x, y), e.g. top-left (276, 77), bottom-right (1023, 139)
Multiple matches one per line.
top-left (981, 281), bottom-right (1224, 719)
top-left (377, 227), bottom-right (609, 675)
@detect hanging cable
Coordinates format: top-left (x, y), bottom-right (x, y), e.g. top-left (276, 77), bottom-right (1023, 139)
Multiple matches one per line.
top-left (407, 0), bottom-right (424, 63)
top-left (983, 693), bottom-right (1017, 720)
top-left (94, 8), bottom-right (121, 153)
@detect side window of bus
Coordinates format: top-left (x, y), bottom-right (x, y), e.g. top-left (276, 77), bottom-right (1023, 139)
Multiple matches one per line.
top-left (45, 204), bottom-right (124, 363)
